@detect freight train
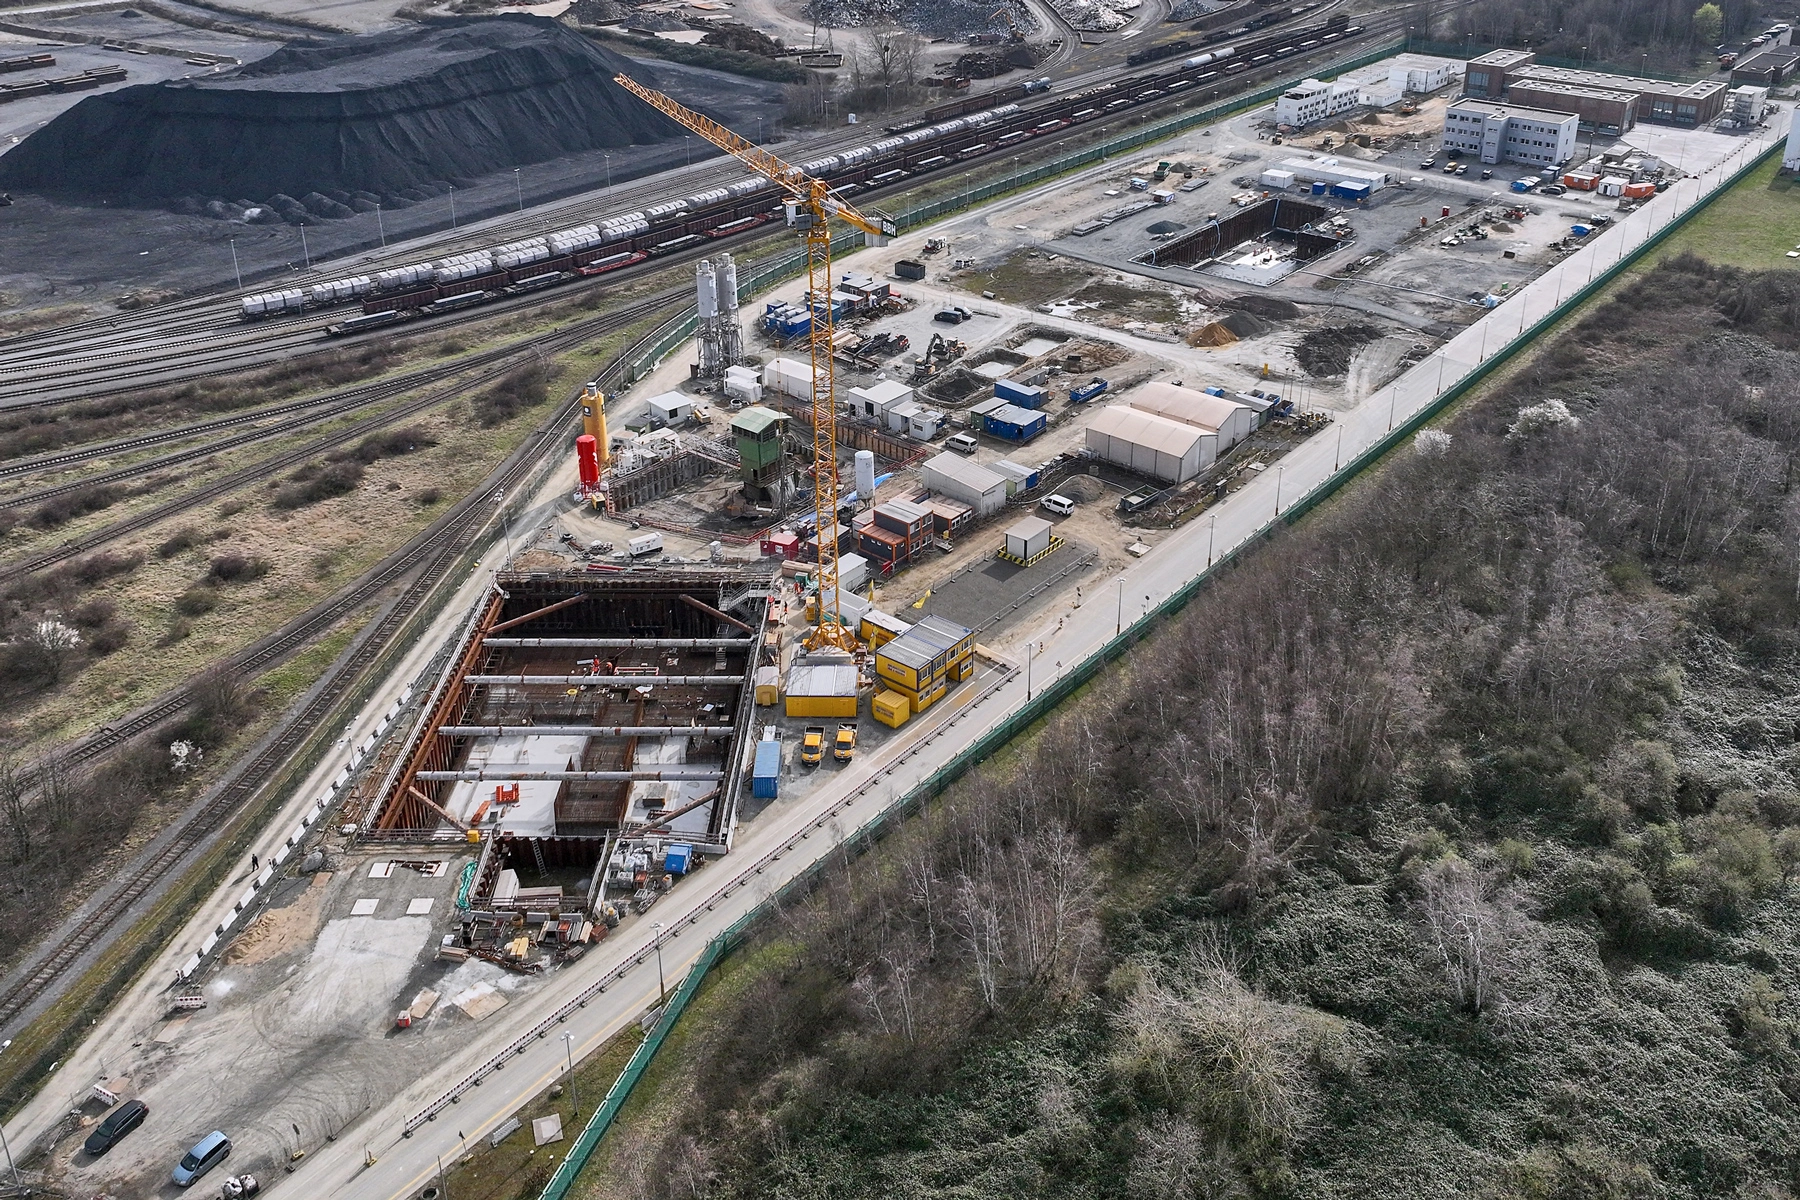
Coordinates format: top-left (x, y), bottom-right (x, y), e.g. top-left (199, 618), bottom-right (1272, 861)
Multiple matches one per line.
top-left (266, 13), bottom-right (1363, 333)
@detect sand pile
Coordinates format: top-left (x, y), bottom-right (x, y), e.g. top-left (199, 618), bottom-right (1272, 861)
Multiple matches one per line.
top-left (0, 15), bottom-right (683, 208)
top-left (1188, 321), bottom-right (1238, 347)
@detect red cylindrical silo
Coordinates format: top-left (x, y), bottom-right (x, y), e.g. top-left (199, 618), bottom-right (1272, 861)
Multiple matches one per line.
top-left (576, 434), bottom-right (600, 488)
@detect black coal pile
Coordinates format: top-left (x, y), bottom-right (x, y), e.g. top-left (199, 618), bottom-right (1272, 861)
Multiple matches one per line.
top-left (1295, 322), bottom-right (1383, 376)
top-left (0, 15), bottom-right (683, 210)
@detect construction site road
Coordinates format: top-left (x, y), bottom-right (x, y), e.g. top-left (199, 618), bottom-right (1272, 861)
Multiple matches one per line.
top-left (8, 67), bottom-right (1779, 1200)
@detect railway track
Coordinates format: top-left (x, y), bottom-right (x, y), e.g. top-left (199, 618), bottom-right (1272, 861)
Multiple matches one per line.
top-left (0, 281), bottom-right (692, 501)
top-left (0, 2), bottom-right (1396, 406)
top-left (0, 304), bottom-right (689, 1034)
top-left (0, 291), bottom-right (685, 582)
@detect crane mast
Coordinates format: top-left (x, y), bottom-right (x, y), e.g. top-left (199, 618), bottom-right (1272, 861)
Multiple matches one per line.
top-left (613, 74), bottom-right (893, 653)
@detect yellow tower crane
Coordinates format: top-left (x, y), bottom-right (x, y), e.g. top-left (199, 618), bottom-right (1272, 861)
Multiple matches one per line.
top-left (614, 73), bottom-right (895, 653)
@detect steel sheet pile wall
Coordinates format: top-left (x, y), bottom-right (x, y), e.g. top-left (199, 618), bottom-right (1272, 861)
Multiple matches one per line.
top-left (1141, 196), bottom-right (1331, 267)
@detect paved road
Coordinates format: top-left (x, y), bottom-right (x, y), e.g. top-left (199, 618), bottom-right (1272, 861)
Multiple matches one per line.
top-left (6, 96), bottom-right (1785, 1200)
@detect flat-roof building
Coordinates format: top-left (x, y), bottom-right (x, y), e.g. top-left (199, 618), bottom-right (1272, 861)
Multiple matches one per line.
top-left (918, 452), bottom-right (1009, 516)
top-left (1462, 50), bottom-right (1729, 127)
top-left (1499, 80), bottom-right (1637, 133)
top-left (1444, 98), bottom-right (1580, 166)
top-left (1464, 48), bottom-right (1535, 98)
top-left (1731, 47), bottom-right (1800, 87)
top-left (1275, 77), bottom-right (1359, 127)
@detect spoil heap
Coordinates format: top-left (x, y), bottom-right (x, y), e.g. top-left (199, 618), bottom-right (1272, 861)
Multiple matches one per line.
top-left (0, 15), bottom-right (683, 207)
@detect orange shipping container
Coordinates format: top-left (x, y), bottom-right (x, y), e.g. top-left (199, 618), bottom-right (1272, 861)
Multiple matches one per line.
top-left (1622, 181), bottom-right (1656, 199)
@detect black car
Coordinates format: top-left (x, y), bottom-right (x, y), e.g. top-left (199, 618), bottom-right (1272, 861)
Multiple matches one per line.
top-left (84, 1099), bottom-right (149, 1156)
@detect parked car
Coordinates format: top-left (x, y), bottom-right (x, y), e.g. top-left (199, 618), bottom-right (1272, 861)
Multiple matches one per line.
top-left (1480, 168), bottom-right (1493, 180)
top-left (84, 1100), bottom-right (149, 1157)
top-left (1419, 159), bottom-right (1437, 170)
top-left (1539, 183), bottom-right (1567, 196)
top-left (172, 1131), bottom-right (231, 1187)
top-left (1040, 494), bottom-right (1077, 516)
top-left (933, 307), bottom-right (971, 324)
top-left (1454, 163), bottom-right (1468, 175)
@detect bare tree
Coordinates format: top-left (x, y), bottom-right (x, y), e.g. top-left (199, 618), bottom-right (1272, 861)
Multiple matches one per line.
top-left (1418, 857), bottom-right (1533, 1016)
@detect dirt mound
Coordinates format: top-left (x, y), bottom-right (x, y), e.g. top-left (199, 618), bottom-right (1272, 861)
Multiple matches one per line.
top-left (1295, 322), bottom-right (1383, 376)
top-left (1056, 474), bottom-right (1106, 502)
top-left (0, 15), bottom-right (683, 206)
top-left (1146, 219), bottom-right (1185, 235)
top-left (1188, 321), bottom-right (1238, 347)
top-left (1218, 311), bottom-right (1270, 339)
top-left (1220, 294), bottom-right (1301, 320)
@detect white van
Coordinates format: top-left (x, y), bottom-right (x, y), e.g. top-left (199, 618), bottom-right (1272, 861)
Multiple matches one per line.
top-left (1039, 494), bottom-right (1076, 517)
top-left (945, 433), bottom-right (980, 455)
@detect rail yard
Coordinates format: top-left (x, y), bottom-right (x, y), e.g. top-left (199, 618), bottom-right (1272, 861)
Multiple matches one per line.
top-left (0, 0), bottom-right (1767, 1193)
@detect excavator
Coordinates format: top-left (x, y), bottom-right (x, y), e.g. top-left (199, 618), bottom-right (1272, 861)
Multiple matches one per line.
top-left (614, 74), bottom-right (895, 653)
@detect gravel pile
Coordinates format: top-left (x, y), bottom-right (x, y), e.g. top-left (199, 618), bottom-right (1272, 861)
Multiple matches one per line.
top-left (0, 16), bottom-right (683, 210)
top-left (805, 0), bottom-right (1032, 39)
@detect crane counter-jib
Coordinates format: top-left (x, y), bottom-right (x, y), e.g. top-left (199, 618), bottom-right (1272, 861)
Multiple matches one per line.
top-left (613, 73), bottom-right (894, 655)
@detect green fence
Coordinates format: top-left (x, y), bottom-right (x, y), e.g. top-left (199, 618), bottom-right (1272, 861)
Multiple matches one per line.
top-left (536, 934), bottom-right (730, 1200)
top-left (539, 62), bottom-right (1782, 1200)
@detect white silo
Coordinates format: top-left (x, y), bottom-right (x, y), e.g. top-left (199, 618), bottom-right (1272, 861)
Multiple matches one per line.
top-left (854, 450), bottom-right (875, 502)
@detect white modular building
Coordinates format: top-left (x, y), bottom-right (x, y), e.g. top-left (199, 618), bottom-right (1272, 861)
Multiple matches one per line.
top-left (1278, 155), bottom-right (1391, 192)
top-left (1442, 98), bottom-right (1579, 167)
top-left (849, 378), bottom-right (914, 420)
top-left (1126, 382), bottom-right (1258, 450)
top-left (919, 452), bottom-right (1010, 516)
top-left (1085, 406), bottom-right (1216, 483)
top-left (1275, 78), bottom-right (1360, 126)
top-left (1385, 52), bottom-right (1463, 94)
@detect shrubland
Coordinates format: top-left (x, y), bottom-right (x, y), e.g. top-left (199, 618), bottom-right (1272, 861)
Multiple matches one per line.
top-left (586, 256), bottom-right (1800, 1198)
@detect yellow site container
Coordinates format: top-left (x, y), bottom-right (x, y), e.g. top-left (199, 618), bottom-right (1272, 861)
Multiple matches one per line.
top-left (872, 689), bottom-right (910, 728)
top-left (893, 676), bottom-right (947, 714)
top-left (874, 637), bottom-right (939, 692)
top-left (950, 657), bottom-right (973, 683)
top-left (785, 692), bottom-right (858, 719)
top-left (860, 608), bottom-right (913, 648)
top-left (784, 660), bottom-right (858, 718)
top-left (754, 665), bottom-right (780, 706)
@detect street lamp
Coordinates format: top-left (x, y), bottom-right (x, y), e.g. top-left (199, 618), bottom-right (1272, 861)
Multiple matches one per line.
top-left (298, 224), bottom-right (310, 269)
top-left (561, 1031), bottom-right (579, 1118)
top-left (1115, 578), bottom-right (1123, 635)
top-left (1206, 514), bottom-right (1217, 566)
top-left (604, 152), bottom-right (612, 194)
top-left (375, 202), bottom-right (386, 248)
top-left (1274, 465), bottom-right (1284, 516)
top-left (651, 921), bottom-right (667, 1005)
top-left (228, 237), bottom-right (243, 292)
top-left (684, 134), bottom-right (693, 166)
top-left (448, 183), bottom-right (457, 230)
top-left (1026, 640), bottom-right (1033, 700)
top-left (514, 167), bottom-right (524, 212)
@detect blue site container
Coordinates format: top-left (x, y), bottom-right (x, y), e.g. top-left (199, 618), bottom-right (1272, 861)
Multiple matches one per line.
top-left (1202, 385), bottom-right (1227, 397)
top-left (1310, 180), bottom-right (1327, 195)
top-left (1332, 181), bottom-right (1371, 201)
top-left (1510, 179), bottom-right (1532, 193)
top-left (994, 378), bottom-right (1045, 408)
top-left (981, 404), bottom-right (1047, 442)
top-left (663, 843), bottom-right (693, 875)
top-left (1069, 378), bottom-right (1109, 403)
top-left (752, 740), bottom-right (780, 799)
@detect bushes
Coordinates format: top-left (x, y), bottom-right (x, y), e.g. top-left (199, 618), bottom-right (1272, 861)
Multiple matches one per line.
top-left (270, 460), bottom-right (363, 509)
top-left (474, 363), bottom-right (549, 427)
top-left (29, 486), bottom-right (115, 530)
top-left (206, 553), bottom-right (270, 584)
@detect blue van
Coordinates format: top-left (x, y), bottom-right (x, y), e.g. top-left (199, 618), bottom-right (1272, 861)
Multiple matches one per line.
top-left (172, 1130), bottom-right (230, 1187)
